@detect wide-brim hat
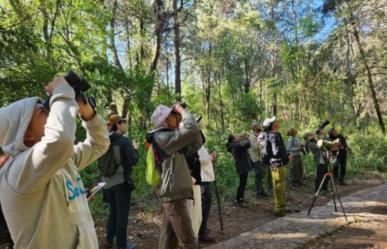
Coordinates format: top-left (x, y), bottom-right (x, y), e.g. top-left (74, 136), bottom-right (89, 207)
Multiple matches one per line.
top-left (151, 104), bottom-right (173, 128)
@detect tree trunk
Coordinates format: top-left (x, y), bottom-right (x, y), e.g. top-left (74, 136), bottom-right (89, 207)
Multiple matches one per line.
top-left (173, 0), bottom-right (182, 101)
top-left (217, 74), bottom-right (225, 132)
top-left (109, 0), bottom-right (123, 71)
top-left (149, 0), bottom-right (166, 73)
top-left (352, 26), bottom-right (385, 134)
top-left (124, 16), bottom-right (133, 69)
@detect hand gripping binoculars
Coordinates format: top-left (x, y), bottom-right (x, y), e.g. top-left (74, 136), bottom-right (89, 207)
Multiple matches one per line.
top-left (43, 71), bottom-right (96, 110)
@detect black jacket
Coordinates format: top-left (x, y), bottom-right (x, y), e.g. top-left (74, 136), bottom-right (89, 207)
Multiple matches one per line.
top-left (268, 131), bottom-right (289, 166)
top-left (110, 133), bottom-right (139, 183)
top-left (229, 137), bottom-right (253, 174)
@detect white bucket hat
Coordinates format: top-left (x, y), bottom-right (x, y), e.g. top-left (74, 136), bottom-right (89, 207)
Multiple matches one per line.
top-left (262, 116), bottom-right (276, 129)
top-left (151, 104), bottom-right (173, 128)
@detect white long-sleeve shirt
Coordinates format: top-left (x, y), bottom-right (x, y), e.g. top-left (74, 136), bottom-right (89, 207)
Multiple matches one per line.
top-left (198, 146), bottom-right (215, 182)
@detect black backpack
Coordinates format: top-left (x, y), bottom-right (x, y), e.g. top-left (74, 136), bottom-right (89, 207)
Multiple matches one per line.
top-left (258, 132), bottom-right (273, 165)
top-left (97, 138), bottom-right (121, 177)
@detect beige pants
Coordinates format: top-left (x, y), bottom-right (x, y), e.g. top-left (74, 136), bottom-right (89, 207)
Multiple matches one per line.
top-left (159, 199), bottom-right (198, 249)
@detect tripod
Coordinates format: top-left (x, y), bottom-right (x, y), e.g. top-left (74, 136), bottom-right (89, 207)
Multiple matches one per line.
top-left (307, 171), bottom-right (348, 222)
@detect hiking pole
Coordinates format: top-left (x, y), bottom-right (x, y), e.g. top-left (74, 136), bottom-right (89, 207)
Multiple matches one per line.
top-left (213, 180), bottom-right (224, 232)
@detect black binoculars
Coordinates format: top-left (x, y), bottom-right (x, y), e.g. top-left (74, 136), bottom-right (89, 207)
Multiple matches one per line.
top-left (43, 71), bottom-right (95, 110)
top-left (315, 120), bottom-right (330, 135)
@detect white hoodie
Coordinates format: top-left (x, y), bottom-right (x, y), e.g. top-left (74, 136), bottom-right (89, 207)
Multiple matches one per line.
top-left (0, 85), bottom-right (109, 249)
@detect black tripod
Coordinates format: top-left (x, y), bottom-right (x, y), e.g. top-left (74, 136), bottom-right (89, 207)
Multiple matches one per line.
top-left (307, 171), bottom-right (348, 222)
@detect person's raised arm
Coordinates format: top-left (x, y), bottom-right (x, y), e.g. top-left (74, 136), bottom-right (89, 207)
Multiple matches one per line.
top-left (72, 98), bottom-right (110, 170)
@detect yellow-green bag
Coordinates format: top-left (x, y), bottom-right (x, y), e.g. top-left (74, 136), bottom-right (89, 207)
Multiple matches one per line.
top-left (146, 145), bottom-right (161, 186)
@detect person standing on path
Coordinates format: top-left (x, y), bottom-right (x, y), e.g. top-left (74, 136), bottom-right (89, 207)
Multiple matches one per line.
top-left (249, 121), bottom-right (270, 198)
top-left (286, 128), bottom-right (304, 187)
top-left (150, 103), bottom-right (201, 249)
top-left (226, 134), bottom-right (252, 207)
top-left (328, 127), bottom-right (350, 185)
top-left (103, 114), bottom-right (139, 249)
top-left (262, 117), bottom-right (289, 217)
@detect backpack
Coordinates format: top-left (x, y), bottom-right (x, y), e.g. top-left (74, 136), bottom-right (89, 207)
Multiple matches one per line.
top-left (258, 132), bottom-right (273, 165)
top-left (97, 139), bottom-right (121, 177)
top-left (145, 129), bottom-right (170, 186)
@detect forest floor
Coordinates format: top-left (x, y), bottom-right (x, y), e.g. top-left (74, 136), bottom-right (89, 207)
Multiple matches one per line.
top-left (94, 171), bottom-right (386, 249)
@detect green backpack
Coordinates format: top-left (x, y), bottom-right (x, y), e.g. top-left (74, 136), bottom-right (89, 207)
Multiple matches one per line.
top-left (97, 140), bottom-right (121, 177)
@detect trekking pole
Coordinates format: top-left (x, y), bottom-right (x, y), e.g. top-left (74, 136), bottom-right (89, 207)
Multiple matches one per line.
top-left (213, 179), bottom-right (224, 232)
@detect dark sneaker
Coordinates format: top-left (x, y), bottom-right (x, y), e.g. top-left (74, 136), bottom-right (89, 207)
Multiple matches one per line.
top-left (235, 200), bottom-right (246, 208)
top-left (339, 181), bottom-right (347, 186)
top-left (117, 244), bottom-right (136, 249)
top-left (199, 234), bottom-right (216, 244)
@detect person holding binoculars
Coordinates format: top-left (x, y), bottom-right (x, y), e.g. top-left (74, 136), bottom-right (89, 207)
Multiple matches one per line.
top-left (226, 133), bottom-right (252, 208)
top-left (0, 74), bottom-right (110, 249)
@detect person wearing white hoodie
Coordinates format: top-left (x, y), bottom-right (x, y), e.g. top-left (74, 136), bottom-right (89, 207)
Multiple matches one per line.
top-left (0, 77), bottom-right (110, 249)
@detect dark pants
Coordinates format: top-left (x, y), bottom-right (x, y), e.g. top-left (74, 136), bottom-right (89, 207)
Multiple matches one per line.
top-left (253, 161), bottom-right (267, 195)
top-left (315, 163), bottom-right (328, 191)
top-left (267, 165), bottom-right (273, 191)
top-left (289, 155), bottom-right (303, 186)
top-left (0, 209), bottom-right (13, 248)
top-left (199, 182), bottom-right (212, 237)
top-left (106, 183), bottom-right (132, 248)
top-left (236, 173), bottom-right (248, 201)
top-left (333, 155), bottom-right (347, 182)
top-left (159, 199), bottom-right (198, 249)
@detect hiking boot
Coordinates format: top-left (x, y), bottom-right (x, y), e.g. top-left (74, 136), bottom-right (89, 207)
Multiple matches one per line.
top-left (235, 200), bottom-right (246, 208)
top-left (274, 211), bottom-right (286, 217)
top-left (256, 192), bottom-right (270, 198)
top-left (339, 181), bottom-right (347, 186)
top-left (103, 241), bottom-right (113, 249)
top-left (199, 234), bottom-right (216, 244)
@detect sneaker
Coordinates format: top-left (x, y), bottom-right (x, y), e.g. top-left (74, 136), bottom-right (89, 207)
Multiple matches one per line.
top-left (339, 181), bottom-right (347, 186)
top-left (117, 244), bottom-right (136, 249)
top-left (199, 234), bottom-right (216, 244)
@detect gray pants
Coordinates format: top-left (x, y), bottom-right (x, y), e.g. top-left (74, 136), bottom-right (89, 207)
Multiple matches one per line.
top-left (289, 155), bottom-right (303, 186)
top-left (159, 199), bottom-right (198, 249)
top-left (254, 160), bottom-right (270, 194)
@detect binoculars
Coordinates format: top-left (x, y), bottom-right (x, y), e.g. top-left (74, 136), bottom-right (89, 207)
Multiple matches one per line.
top-left (315, 120), bottom-right (330, 135)
top-left (43, 71), bottom-right (95, 110)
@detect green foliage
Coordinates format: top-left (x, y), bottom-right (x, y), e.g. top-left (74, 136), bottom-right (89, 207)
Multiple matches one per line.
top-left (0, 0), bottom-right (385, 217)
top-left (348, 131), bottom-right (387, 172)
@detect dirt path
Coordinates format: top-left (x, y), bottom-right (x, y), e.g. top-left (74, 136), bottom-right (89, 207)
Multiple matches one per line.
top-left (304, 218), bottom-right (387, 249)
top-left (304, 206), bottom-right (387, 249)
top-left (96, 175), bottom-right (384, 249)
